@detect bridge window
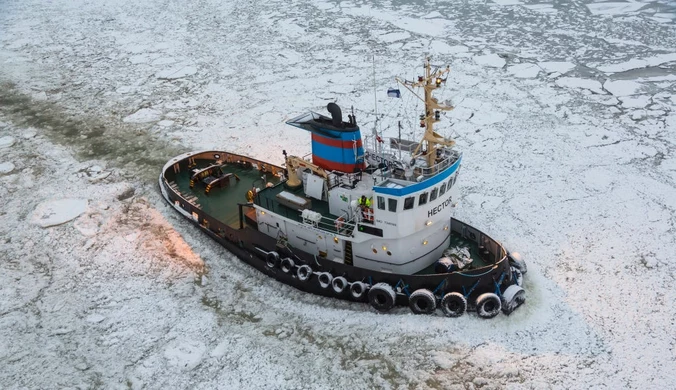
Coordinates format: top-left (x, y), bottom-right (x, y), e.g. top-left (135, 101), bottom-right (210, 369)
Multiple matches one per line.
top-left (440, 183), bottom-right (447, 196)
top-left (447, 176), bottom-right (453, 189)
top-left (403, 197), bottom-right (414, 210)
top-left (430, 187), bottom-right (438, 201)
top-left (388, 198), bottom-right (397, 212)
top-left (419, 192), bottom-right (428, 205)
top-left (377, 196), bottom-right (385, 210)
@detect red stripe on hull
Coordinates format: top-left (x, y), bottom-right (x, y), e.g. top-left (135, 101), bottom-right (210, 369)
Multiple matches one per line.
top-left (312, 154), bottom-right (366, 173)
top-left (311, 133), bottom-right (363, 149)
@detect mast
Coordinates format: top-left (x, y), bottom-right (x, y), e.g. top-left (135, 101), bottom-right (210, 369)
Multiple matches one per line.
top-left (396, 57), bottom-right (455, 168)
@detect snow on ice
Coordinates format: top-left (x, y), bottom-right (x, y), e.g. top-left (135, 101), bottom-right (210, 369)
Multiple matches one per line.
top-left (1, 0), bottom-right (676, 389)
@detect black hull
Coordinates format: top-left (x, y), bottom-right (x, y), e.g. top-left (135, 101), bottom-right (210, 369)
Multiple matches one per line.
top-left (160, 151), bottom-right (524, 316)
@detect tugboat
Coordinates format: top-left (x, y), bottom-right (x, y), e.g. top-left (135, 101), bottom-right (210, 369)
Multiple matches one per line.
top-left (159, 58), bottom-right (527, 318)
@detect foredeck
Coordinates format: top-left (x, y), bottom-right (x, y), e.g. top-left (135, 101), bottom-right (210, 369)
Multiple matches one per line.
top-left (416, 232), bottom-right (490, 275)
top-left (167, 160), bottom-right (281, 227)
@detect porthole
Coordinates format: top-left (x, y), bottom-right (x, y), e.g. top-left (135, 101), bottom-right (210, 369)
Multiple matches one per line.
top-left (214, 153), bottom-right (221, 159)
top-left (372, 248), bottom-right (378, 254)
top-left (387, 251), bottom-right (392, 256)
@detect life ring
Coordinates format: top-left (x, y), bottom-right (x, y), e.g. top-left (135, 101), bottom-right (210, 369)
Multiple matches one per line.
top-left (297, 265), bottom-right (312, 281)
top-left (367, 282), bottom-right (396, 312)
top-left (475, 293), bottom-right (502, 319)
top-left (334, 216), bottom-right (345, 231)
top-left (280, 257), bottom-right (295, 273)
top-left (265, 251), bottom-right (280, 268)
top-left (350, 281), bottom-right (367, 299)
top-left (501, 285), bottom-right (526, 315)
top-left (468, 231), bottom-right (477, 241)
top-left (440, 292), bottom-right (467, 317)
top-left (508, 252), bottom-right (527, 275)
top-left (332, 276), bottom-right (348, 294)
top-left (318, 272), bottom-right (333, 289)
top-left (408, 289), bottom-right (436, 315)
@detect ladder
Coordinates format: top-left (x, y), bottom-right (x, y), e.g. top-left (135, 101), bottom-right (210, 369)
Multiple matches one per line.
top-left (344, 241), bottom-right (353, 266)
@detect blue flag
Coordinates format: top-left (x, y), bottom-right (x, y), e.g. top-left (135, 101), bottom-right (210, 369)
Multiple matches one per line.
top-left (387, 88), bottom-right (401, 98)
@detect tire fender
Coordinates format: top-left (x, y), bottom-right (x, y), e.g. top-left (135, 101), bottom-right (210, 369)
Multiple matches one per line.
top-left (332, 276), bottom-right (348, 294)
top-left (508, 252), bottom-right (527, 275)
top-left (350, 281), bottom-right (367, 299)
top-left (318, 272), bottom-right (333, 289)
top-left (280, 257), bottom-right (295, 273)
top-left (265, 251), bottom-right (280, 268)
top-left (297, 265), bottom-right (312, 282)
top-left (408, 289), bottom-right (436, 315)
top-left (476, 292), bottom-right (502, 319)
top-left (440, 292), bottom-right (467, 318)
top-left (501, 285), bottom-right (525, 315)
top-left (367, 282), bottom-right (396, 313)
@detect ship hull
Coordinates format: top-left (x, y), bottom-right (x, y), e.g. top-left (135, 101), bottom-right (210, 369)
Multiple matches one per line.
top-left (159, 151), bottom-right (524, 316)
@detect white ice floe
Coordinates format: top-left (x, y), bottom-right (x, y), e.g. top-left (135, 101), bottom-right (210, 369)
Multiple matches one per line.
top-left (597, 53), bottom-right (676, 73)
top-left (0, 135), bottom-right (16, 148)
top-left (619, 95), bottom-right (651, 109)
top-left (538, 61), bottom-right (575, 75)
top-left (30, 198), bottom-right (88, 228)
top-left (603, 79), bottom-right (644, 96)
top-left (507, 63), bottom-right (540, 78)
top-left (586, 2), bottom-right (645, 16)
top-left (0, 162), bottom-right (14, 174)
top-left (474, 53), bottom-right (506, 68)
top-left (123, 108), bottom-right (163, 123)
top-left (555, 77), bottom-right (605, 94)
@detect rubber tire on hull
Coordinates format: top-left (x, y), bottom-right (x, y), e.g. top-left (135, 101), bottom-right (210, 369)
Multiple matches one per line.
top-left (501, 285), bottom-right (526, 315)
top-left (350, 281), bottom-right (366, 299)
top-left (368, 283), bottom-right (396, 313)
top-left (266, 251), bottom-right (280, 268)
top-left (408, 289), bottom-right (436, 315)
top-left (297, 265), bottom-right (312, 282)
top-left (318, 272), bottom-right (333, 289)
top-left (440, 292), bottom-right (467, 318)
top-left (332, 276), bottom-right (348, 294)
top-left (475, 293), bottom-right (502, 319)
top-left (280, 258), bottom-right (295, 273)
top-left (508, 252), bottom-right (527, 275)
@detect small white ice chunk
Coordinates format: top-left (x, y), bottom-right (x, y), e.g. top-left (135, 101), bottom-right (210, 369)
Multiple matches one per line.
top-left (0, 136), bottom-right (16, 149)
top-left (31, 198), bottom-right (88, 228)
top-left (0, 162), bottom-right (15, 174)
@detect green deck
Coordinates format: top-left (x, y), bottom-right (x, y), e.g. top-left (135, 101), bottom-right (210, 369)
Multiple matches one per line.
top-left (170, 161), bottom-right (281, 227)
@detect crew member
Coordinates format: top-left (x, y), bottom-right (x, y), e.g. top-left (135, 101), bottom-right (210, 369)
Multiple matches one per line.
top-left (359, 195), bottom-right (372, 222)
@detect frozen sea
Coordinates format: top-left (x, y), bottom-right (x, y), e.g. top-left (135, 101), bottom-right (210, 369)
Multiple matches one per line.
top-left (1, 0), bottom-right (675, 388)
